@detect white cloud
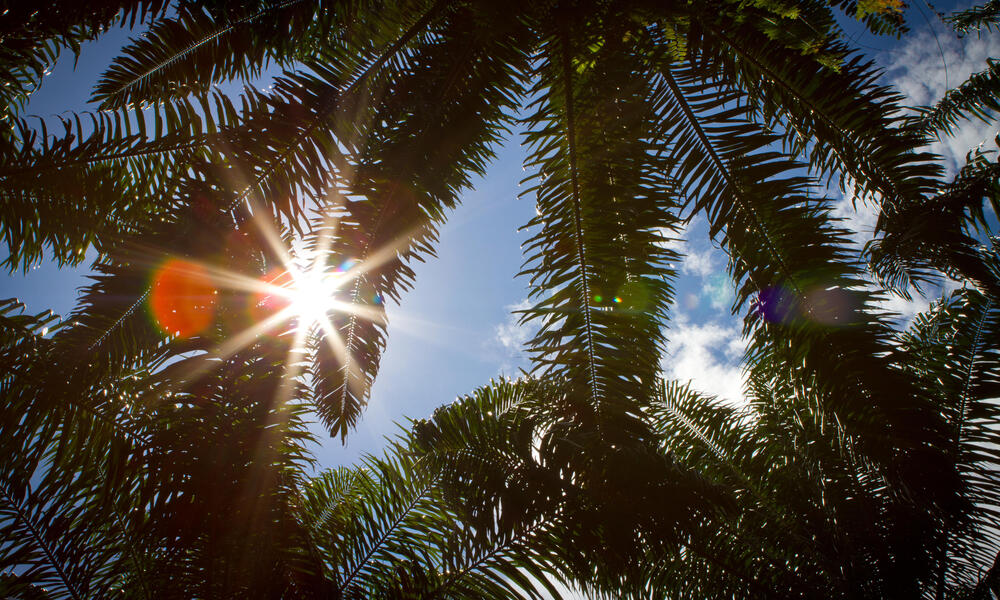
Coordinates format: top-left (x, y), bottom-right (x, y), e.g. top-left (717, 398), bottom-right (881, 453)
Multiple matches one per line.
top-left (658, 214), bottom-right (711, 258)
top-left (878, 291), bottom-right (932, 325)
top-left (876, 275), bottom-right (964, 328)
top-left (662, 314), bottom-right (747, 406)
top-left (495, 298), bottom-right (533, 350)
top-left (662, 215), bottom-right (733, 312)
top-left (539, 580), bottom-right (591, 600)
top-left (887, 23), bottom-right (999, 107)
top-left (830, 180), bottom-right (880, 247)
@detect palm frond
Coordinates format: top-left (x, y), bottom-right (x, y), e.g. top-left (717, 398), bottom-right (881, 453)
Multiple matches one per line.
top-left (0, 1), bottom-right (169, 119)
top-left (897, 284), bottom-right (1000, 596)
top-left (408, 377), bottom-right (735, 599)
top-left (300, 2), bottom-right (528, 439)
top-left (914, 59), bottom-right (1000, 137)
top-left (651, 51), bottom-right (957, 516)
top-left (947, 0), bottom-right (1000, 34)
top-left (519, 9), bottom-right (682, 428)
top-left (693, 22), bottom-right (941, 206)
top-left (92, 0), bottom-right (325, 109)
top-left (128, 339), bottom-right (316, 598)
top-left (868, 149), bottom-right (1000, 296)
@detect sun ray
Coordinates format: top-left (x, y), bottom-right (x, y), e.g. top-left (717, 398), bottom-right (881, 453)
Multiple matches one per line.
top-left (150, 306), bottom-right (300, 397)
top-left (310, 306), bottom-right (370, 432)
top-left (144, 195), bottom-right (431, 438)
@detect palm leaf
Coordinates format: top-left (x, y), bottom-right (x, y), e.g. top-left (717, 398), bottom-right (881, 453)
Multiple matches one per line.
top-left (305, 0), bottom-right (529, 439)
top-left (519, 9), bottom-right (682, 430)
top-left (897, 284), bottom-right (1000, 596)
top-left (913, 59), bottom-right (1000, 137)
top-left (650, 48), bottom-right (957, 514)
top-left (947, 0), bottom-right (1000, 35)
top-left (868, 149), bottom-right (1000, 297)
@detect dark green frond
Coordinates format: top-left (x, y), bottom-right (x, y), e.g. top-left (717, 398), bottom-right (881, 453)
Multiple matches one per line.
top-left (691, 22), bottom-right (941, 206)
top-left (519, 9), bottom-right (682, 427)
top-left (868, 149), bottom-right (1000, 297)
top-left (897, 285), bottom-right (1000, 594)
top-left (406, 377), bottom-right (730, 600)
top-left (306, 1), bottom-right (528, 439)
top-left (131, 341), bottom-right (316, 598)
top-left (914, 59), bottom-right (1000, 137)
top-left (947, 0), bottom-right (1000, 34)
top-left (0, 1), bottom-right (169, 119)
top-left (92, 0), bottom-right (330, 109)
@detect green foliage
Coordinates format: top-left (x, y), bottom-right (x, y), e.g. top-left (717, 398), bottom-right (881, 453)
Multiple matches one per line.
top-left (914, 59), bottom-right (1000, 137)
top-left (947, 0), bottom-right (1000, 35)
top-left (1, 1), bottom-right (1000, 599)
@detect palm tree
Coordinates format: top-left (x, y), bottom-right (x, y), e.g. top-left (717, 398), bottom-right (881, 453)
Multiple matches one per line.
top-left (2, 0), bottom-right (995, 598)
top-left (3, 0), bottom-right (954, 478)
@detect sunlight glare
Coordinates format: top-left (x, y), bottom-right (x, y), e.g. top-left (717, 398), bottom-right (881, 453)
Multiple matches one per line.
top-left (285, 265), bottom-right (345, 327)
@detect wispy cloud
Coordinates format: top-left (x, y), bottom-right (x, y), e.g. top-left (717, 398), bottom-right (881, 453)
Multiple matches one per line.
top-left (491, 298), bottom-right (535, 374)
top-left (830, 180), bottom-right (879, 247)
top-left (702, 272), bottom-right (735, 311)
top-left (662, 216), bottom-right (734, 313)
top-left (885, 25), bottom-right (1000, 175)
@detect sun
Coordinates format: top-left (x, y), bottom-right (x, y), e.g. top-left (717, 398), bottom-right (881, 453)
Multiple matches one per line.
top-left (251, 258), bottom-right (353, 335)
top-left (279, 263), bottom-right (348, 327)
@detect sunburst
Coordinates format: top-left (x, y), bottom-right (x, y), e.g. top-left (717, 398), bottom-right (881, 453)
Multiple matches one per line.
top-left (142, 208), bottom-right (372, 406)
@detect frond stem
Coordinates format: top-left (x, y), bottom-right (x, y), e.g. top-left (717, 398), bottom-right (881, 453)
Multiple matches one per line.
top-left (105, 0), bottom-right (305, 104)
top-left (431, 514), bottom-right (553, 595)
top-left (558, 27), bottom-right (601, 406)
top-left (659, 67), bottom-right (800, 299)
top-left (224, 0), bottom-right (447, 215)
top-left (706, 25), bottom-right (903, 201)
top-left (0, 483), bottom-right (84, 600)
top-left (337, 469), bottom-right (438, 594)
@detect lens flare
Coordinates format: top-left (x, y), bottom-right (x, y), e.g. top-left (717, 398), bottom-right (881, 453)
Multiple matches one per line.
top-left (289, 268), bottom-right (343, 323)
top-left (756, 286), bottom-right (797, 324)
top-left (150, 259), bottom-right (217, 337)
top-left (616, 280), bottom-right (651, 311)
top-left (804, 287), bottom-right (859, 326)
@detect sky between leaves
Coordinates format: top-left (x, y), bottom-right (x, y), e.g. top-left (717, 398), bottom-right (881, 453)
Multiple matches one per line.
top-left (0, 1), bottom-right (996, 480)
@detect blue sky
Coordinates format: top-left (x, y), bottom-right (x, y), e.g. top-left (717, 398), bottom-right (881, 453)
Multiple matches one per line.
top-left (2, 1), bottom-right (996, 480)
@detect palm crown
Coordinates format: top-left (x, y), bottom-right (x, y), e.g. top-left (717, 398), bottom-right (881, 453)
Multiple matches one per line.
top-left (1, 0), bottom-right (999, 598)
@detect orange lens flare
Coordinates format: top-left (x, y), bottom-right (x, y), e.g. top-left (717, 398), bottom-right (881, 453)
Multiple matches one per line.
top-left (150, 259), bottom-right (218, 337)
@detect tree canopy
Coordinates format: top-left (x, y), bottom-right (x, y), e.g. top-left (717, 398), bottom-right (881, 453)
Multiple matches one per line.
top-left (1, 0), bottom-right (999, 598)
